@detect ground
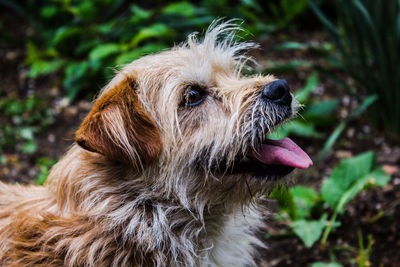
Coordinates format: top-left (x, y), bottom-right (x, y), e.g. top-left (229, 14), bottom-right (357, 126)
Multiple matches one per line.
top-left (1, 29), bottom-right (399, 267)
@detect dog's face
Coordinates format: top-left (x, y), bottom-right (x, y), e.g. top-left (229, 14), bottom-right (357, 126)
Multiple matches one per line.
top-left (75, 23), bottom-right (312, 204)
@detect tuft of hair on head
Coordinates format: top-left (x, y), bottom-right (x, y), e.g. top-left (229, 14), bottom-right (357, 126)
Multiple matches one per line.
top-left (184, 18), bottom-right (260, 75)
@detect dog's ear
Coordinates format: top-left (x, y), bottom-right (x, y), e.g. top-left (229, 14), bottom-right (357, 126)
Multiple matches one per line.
top-left (75, 78), bottom-right (162, 168)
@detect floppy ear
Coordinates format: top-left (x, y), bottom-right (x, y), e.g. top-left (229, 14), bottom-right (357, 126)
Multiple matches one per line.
top-left (75, 79), bottom-right (162, 168)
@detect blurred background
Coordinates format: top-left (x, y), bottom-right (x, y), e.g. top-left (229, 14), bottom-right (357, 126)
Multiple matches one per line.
top-left (0, 0), bottom-right (399, 266)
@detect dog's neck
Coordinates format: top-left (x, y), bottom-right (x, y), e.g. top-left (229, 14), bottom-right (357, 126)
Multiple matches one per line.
top-left (49, 145), bottom-right (248, 215)
top-left (45, 144), bottom-right (263, 266)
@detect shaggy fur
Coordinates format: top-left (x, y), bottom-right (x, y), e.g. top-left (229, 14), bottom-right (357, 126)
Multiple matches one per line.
top-left (0, 21), bottom-right (299, 266)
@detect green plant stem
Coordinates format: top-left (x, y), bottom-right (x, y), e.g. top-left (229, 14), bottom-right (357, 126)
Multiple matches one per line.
top-left (358, 229), bottom-right (365, 267)
top-left (317, 95), bottom-right (377, 161)
top-left (366, 234), bottom-right (373, 260)
top-left (320, 209), bottom-right (338, 247)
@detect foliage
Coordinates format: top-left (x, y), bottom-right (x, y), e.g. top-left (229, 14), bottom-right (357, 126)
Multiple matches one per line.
top-left (269, 72), bottom-right (377, 161)
top-left (34, 157), bottom-right (57, 185)
top-left (0, 96), bottom-right (54, 157)
top-left (317, 94), bottom-right (376, 160)
top-left (356, 230), bottom-right (373, 267)
top-left (22, 0), bottom-right (182, 100)
top-left (270, 151), bottom-right (390, 248)
top-left (269, 72), bottom-right (338, 140)
top-left (311, 262), bottom-right (343, 267)
top-left (267, 0), bottom-right (309, 30)
top-left (309, 0), bottom-right (400, 133)
top-left (0, 0), bottom-right (312, 101)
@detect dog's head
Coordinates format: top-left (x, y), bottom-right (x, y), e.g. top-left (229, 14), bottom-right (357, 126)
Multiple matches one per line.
top-left (75, 22), bottom-right (312, 204)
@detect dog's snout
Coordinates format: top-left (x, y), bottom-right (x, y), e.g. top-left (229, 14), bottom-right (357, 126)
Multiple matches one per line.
top-left (262, 79), bottom-right (292, 106)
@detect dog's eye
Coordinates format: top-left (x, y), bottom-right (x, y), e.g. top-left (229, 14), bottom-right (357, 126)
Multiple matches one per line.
top-left (182, 85), bottom-right (206, 107)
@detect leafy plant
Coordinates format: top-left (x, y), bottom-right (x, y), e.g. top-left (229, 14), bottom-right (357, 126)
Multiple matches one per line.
top-left (0, 96), bottom-right (54, 157)
top-left (269, 72), bottom-right (339, 140)
top-left (269, 72), bottom-right (377, 161)
top-left (3, 0), bottom-right (302, 101)
top-left (309, 0), bottom-right (400, 133)
top-left (34, 157), bottom-right (57, 185)
top-left (21, 1), bottom-right (179, 100)
top-left (267, 0), bottom-right (309, 30)
top-left (270, 151), bottom-right (391, 248)
top-left (317, 94), bottom-right (377, 160)
top-left (311, 262), bottom-right (343, 267)
top-left (356, 230), bottom-right (373, 267)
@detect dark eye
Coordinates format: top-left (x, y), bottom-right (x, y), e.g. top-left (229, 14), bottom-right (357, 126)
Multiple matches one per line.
top-left (181, 85), bottom-right (206, 107)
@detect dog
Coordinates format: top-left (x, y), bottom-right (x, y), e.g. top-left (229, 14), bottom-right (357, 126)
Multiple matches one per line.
top-left (0, 21), bottom-right (312, 267)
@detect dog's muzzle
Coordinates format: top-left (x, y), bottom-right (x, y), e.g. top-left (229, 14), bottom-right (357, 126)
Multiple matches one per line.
top-left (213, 79), bottom-right (312, 180)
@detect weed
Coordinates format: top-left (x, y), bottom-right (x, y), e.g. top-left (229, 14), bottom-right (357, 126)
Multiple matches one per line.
top-left (311, 262), bottom-right (343, 267)
top-left (356, 230), bottom-right (373, 267)
top-left (268, 71), bottom-right (376, 161)
top-left (3, 0), bottom-right (295, 101)
top-left (0, 95), bottom-right (54, 158)
top-left (270, 151), bottom-right (390, 248)
top-left (267, 0), bottom-right (309, 30)
top-left (34, 157), bottom-right (56, 185)
top-left (309, 0), bottom-right (400, 133)
top-left (269, 72), bottom-right (339, 140)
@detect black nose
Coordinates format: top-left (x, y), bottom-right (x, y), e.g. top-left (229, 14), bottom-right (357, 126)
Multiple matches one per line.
top-left (262, 79), bottom-right (292, 106)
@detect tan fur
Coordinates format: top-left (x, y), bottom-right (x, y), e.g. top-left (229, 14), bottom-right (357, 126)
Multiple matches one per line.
top-left (0, 21), bottom-right (297, 266)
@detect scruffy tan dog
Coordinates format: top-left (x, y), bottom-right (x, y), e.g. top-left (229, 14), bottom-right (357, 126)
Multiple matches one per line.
top-left (0, 22), bottom-right (312, 266)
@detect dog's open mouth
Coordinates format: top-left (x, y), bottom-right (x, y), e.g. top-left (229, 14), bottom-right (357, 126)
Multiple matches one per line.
top-left (222, 137), bottom-right (313, 180)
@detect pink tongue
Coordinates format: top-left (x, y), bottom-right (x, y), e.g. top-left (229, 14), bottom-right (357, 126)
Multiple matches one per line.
top-left (252, 137), bottom-right (313, 169)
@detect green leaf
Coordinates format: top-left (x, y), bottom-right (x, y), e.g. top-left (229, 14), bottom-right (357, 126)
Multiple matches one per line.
top-left (321, 151), bottom-right (375, 208)
top-left (20, 127), bottom-right (34, 140)
top-left (311, 262), bottom-right (343, 267)
top-left (131, 24), bottom-right (171, 47)
top-left (76, 1), bottom-right (96, 22)
top-left (338, 152), bottom-right (373, 180)
top-left (162, 2), bottom-right (195, 17)
top-left (295, 72), bottom-right (318, 103)
top-left (24, 95), bottom-right (40, 111)
top-left (41, 5), bottom-right (58, 18)
top-left (303, 99), bottom-right (340, 117)
top-left (130, 5), bottom-right (152, 21)
top-left (34, 157), bottom-right (56, 185)
top-left (348, 95), bottom-right (378, 120)
top-left (63, 61), bottom-right (89, 100)
top-left (291, 219), bottom-right (326, 248)
top-left (335, 175), bottom-right (371, 213)
top-left (334, 167), bottom-right (390, 213)
top-left (75, 40), bottom-right (102, 55)
top-left (289, 186), bottom-right (319, 219)
top-left (270, 186), bottom-right (297, 220)
top-left (318, 95), bottom-right (376, 160)
top-left (318, 121), bottom-right (346, 161)
top-left (21, 140), bottom-right (37, 154)
top-left (269, 120), bottom-right (324, 139)
top-left (28, 59), bottom-right (64, 78)
top-left (320, 179), bottom-right (343, 209)
top-left (264, 60), bottom-right (312, 73)
top-left (272, 41), bottom-right (307, 51)
top-left (53, 27), bottom-right (81, 48)
top-left (308, 0), bottom-right (341, 42)
top-left (0, 155), bottom-right (6, 164)
top-left (116, 43), bottom-right (167, 65)
top-left (25, 42), bottom-right (40, 65)
top-left (89, 44), bottom-right (121, 61)
top-left (331, 151), bottom-right (374, 184)
top-left (367, 167), bottom-right (391, 187)
top-left (3, 100), bottom-right (23, 116)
